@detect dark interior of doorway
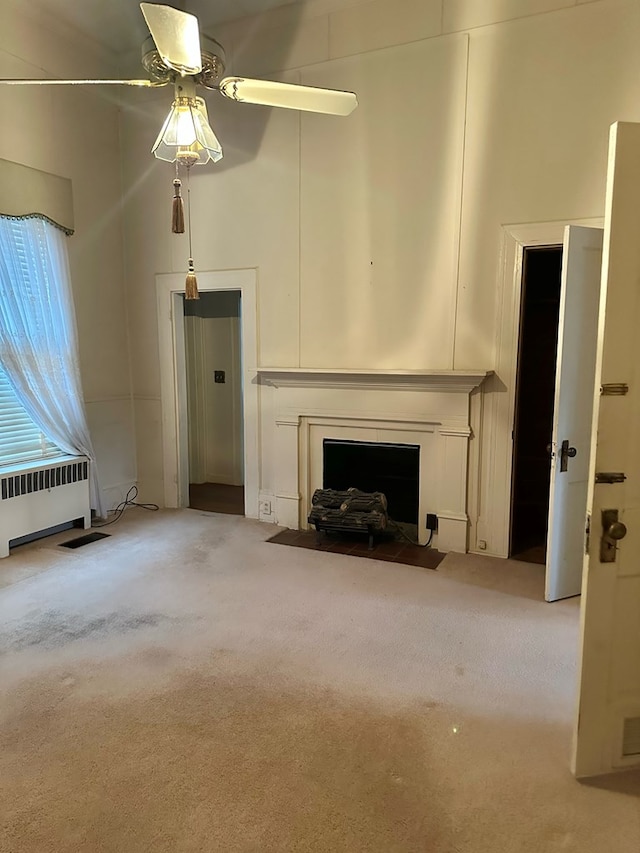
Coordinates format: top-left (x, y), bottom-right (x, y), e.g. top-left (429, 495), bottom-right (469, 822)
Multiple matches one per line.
top-left (510, 245), bottom-right (563, 564)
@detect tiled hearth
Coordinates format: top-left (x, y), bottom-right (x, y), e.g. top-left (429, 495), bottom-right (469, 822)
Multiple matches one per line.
top-left (258, 369), bottom-right (490, 553)
top-left (267, 527), bottom-right (446, 570)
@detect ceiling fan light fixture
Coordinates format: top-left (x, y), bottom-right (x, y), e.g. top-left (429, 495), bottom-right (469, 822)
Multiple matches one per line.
top-left (0, 5), bottom-right (358, 168)
top-left (152, 94), bottom-right (222, 166)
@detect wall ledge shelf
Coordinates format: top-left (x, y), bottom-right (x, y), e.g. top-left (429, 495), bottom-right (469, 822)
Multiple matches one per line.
top-left (256, 368), bottom-right (492, 393)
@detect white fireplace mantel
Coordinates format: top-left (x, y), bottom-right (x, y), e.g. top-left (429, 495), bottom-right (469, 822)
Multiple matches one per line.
top-left (257, 368), bottom-right (492, 393)
top-left (258, 367), bottom-right (492, 553)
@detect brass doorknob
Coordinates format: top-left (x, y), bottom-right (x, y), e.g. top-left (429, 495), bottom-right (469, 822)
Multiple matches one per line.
top-left (606, 521), bottom-right (627, 541)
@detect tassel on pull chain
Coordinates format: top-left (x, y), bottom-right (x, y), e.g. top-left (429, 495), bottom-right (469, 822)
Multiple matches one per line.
top-left (183, 167), bottom-right (199, 299)
top-left (185, 258), bottom-right (199, 300)
top-left (172, 177), bottom-right (185, 234)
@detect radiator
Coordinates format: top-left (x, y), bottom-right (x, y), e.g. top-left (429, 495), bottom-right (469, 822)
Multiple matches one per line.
top-left (0, 456), bottom-right (91, 558)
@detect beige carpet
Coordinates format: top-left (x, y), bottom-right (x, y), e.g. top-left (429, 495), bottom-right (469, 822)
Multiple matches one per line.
top-left (0, 510), bottom-right (638, 852)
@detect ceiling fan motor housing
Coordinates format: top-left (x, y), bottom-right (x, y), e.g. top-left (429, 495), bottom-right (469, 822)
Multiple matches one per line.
top-left (141, 34), bottom-right (226, 87)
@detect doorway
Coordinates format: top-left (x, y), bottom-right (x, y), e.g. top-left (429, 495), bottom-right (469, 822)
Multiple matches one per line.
top-left (156, 268), bottom-right (258, 516)
top-left (183, 291), bottom-right (244, 515)
top-left (509, 245), bottom-right (563, 563)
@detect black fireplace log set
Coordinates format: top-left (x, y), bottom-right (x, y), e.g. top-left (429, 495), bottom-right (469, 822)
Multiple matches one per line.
top-left (308, 487), bottom-right (389, 550)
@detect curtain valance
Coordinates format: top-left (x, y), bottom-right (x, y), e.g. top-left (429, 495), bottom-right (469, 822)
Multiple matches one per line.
top-left (0, 158), bottom-right (73, 235)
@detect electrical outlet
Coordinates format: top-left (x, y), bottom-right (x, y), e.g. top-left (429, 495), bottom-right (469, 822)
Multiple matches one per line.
top-left (260, 499), bottom-right (272, 515)
top-left (426, 513), bottom-right (438, 531)
top-left (478, 539), bottom-right (487, 551)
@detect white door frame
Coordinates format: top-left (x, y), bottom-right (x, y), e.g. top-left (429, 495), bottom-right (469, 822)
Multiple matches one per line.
top-left (482, 218), bottom-right (603, 558)
top-left (156, 268), bottom-right (259, 518)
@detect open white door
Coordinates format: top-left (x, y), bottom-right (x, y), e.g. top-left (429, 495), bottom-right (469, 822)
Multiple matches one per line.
top-left (545, 226), bottom-right (603, 602)
top-left (573, 121), bottom-right (640, 778)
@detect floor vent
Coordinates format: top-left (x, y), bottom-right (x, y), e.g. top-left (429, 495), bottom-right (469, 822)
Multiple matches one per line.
top-left (622, 716), bottom-right (640, 757)
top-left (60, 531), bottom-right (110, 549)
top-left (1, 460), bottom-right (88, 501)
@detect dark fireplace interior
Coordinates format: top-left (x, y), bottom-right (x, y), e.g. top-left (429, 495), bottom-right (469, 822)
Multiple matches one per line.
top-left (322, 439), bottom-right (420, 525)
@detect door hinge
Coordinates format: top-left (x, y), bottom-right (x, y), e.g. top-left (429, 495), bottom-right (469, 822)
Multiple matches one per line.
top-left (595, 472), bottom-right (627, 484)
top-left (600, 383), bottom-right (629, 396)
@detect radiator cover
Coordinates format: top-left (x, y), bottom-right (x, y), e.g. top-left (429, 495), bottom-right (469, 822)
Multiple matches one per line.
top-left (0, 456), bottom-right (91, 557)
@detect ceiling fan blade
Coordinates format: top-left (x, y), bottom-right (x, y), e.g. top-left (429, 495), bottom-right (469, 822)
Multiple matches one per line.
top-left (140, 3), bottom-right (202, 76)
top-left (0, 79), bottom-right (161, 87)
top-left (218, 77), bottom-right (358, 116)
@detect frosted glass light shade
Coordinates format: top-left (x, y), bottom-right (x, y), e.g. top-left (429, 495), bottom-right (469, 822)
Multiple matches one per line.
top-left (152, 96), bottom-right (222, 165)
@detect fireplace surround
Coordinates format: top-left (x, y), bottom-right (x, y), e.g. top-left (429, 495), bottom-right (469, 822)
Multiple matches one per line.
top-left (257, 369), bottom-right (490, 552)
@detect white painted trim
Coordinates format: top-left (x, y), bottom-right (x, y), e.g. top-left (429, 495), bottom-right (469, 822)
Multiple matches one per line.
top-left (440, 426), bottom-right (472, 437)
top-left (280, 411), bottom-right (443, 428)
top-left (438, 512), bottom-right (469, 523)
top-left (258, 367), bottom-right (491, 393)
top-left (155, 269), bottom-right (259, 518)
top-left (173, 292), bottom-right (189, 505)
top-left (275, 415), bottom-right (301, 427)
top-left (482, 218), bottom-right (604, 557)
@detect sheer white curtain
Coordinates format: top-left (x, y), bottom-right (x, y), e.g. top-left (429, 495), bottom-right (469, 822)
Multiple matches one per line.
top-left (0, 216), bottom-right (105, 517)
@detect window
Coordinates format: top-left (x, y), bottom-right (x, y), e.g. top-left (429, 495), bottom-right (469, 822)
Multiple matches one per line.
top-left (0, 363), bottom-right (60, 467)
top-left (0, 216), bottom-right (103, 516)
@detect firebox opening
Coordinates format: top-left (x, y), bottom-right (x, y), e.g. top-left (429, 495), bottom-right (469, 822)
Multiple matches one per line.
top-left (322, 439), bottom-right (420, 526)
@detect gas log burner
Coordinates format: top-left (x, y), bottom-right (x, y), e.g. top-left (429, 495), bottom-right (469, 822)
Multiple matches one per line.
top-left (308, 487), bottom-right (389, 550)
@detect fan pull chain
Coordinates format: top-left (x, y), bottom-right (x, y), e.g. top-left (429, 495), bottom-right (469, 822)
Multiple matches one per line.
top-left (171, 163), bottom-right (185, 234)
top-left (184, 166), bottom-right (199, 300)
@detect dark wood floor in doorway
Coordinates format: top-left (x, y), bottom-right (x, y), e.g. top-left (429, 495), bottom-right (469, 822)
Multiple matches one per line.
top-left (189, 483), bottom-right (244, 515)
top-left (510, 544), bottom-right (546, 565)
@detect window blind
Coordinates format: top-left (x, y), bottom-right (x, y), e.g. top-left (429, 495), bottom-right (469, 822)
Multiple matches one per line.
top-left (0, 364), bottom-right (60, 466)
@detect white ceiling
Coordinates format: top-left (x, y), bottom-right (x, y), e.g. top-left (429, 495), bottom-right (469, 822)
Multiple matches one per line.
top-left (28, 0), bottom-right (310, 55)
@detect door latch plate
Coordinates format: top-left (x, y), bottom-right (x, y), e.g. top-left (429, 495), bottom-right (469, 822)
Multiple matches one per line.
top-left (559, 439), bottom-right (577, 472)
top-left (595, 472), bottom-right (627, 484)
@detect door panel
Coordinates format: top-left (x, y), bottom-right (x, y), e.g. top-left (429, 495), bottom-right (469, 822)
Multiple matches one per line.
top-left (573, 121), bottom-right (640, 777)
top-left (545, 226), bottom-right (603, 601)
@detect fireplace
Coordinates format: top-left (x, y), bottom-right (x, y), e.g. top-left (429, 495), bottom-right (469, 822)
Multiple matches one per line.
top-left (257, 368), bottom-right (490, 552)
top-left (323, 439), bottom-right (420, 525)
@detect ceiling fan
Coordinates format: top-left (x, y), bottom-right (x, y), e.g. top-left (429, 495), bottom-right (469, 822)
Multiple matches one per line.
top-left (0, 2), bottom-right (359, 167)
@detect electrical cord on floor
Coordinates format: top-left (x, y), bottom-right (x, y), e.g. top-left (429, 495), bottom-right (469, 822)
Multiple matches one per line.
top-left (388, 517), bottom-right (433, 548)
top-left (92, 485), bottom-right (159, 528)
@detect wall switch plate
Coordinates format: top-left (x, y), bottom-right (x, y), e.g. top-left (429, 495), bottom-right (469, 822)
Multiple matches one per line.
top-left (214, 370), bottom-right (225, 383)
top-left (426, 513), bottom-right (438, 531)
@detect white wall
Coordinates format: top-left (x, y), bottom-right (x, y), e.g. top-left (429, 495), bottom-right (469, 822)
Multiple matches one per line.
top-left (122, 0), bottom-right (640, 553)
top-left (0, 0), bottom-right (135, 511)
